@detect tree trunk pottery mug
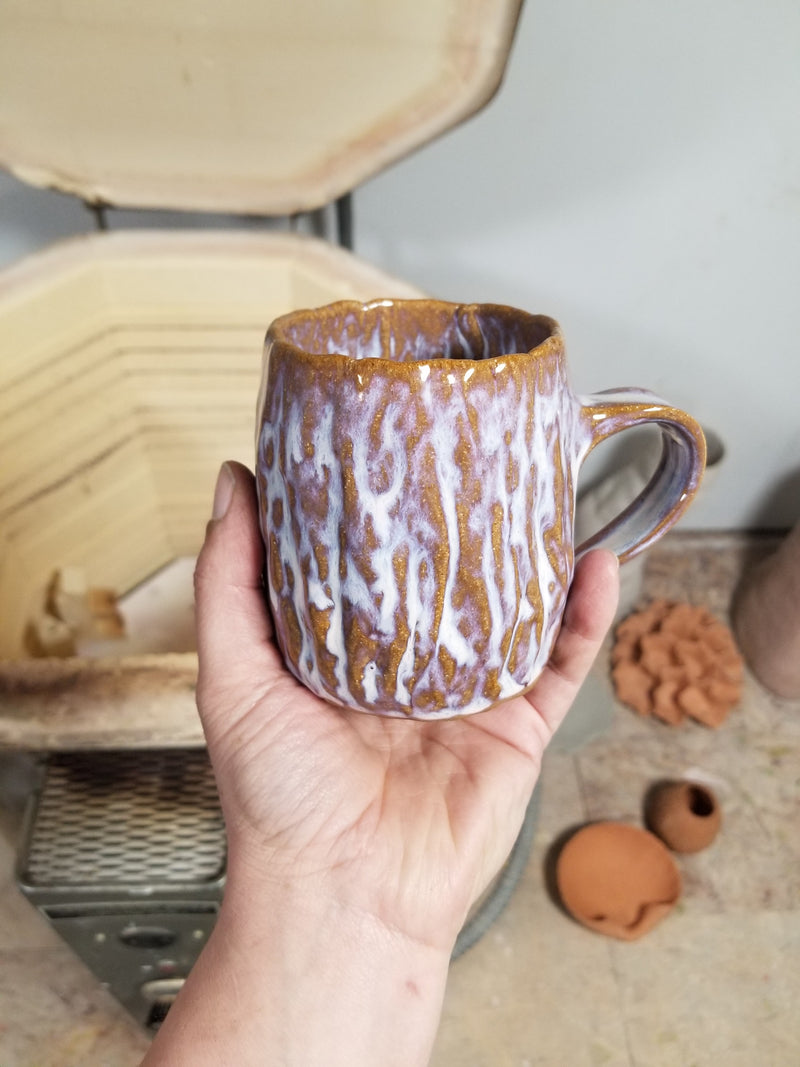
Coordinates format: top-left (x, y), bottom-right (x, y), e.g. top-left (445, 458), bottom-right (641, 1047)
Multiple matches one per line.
top-left (256, 299), bottom-right (706, 720)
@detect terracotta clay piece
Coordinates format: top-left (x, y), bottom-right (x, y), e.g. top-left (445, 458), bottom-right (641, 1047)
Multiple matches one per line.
top-left (610, 600), bottom-right (743, 727)
top-left (555, 822), bottom-right (681, 941)
top-left (645, 780), bottom-right (721, 853)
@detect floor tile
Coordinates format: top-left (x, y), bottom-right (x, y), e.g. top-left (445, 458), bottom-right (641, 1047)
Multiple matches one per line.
top-left (609, 911), bottom-right (800, 1067)
top-left (0, 948), bottom-right (149, 1066)
top-left (433, 849), bottom-right (632, 1067)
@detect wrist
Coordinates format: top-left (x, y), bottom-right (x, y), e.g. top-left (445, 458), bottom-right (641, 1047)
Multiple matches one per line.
top-left (144, 856), bottom-right (452, 1067)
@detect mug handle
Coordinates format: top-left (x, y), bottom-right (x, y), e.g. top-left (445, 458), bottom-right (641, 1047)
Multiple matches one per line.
top-left (575, 388), bottom-right (707, 563)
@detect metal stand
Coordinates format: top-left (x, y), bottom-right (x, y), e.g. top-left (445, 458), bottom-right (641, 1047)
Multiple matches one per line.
top-left (16, 749), bottom-right (225, 1030)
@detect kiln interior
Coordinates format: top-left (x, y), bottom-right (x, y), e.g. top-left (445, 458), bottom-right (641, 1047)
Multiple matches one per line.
top-left (0, 232), bottom-right (419, 662)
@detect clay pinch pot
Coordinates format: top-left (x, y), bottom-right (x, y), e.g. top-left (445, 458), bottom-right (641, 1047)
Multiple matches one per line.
top-left (645, 780), bottom-right (721, 854)
top-left (555, 821), bottom-right (681, 941)
top-left (256, 299), bottom-right (706, 719)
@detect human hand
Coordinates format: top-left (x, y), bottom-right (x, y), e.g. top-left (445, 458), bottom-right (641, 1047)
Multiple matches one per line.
top-left (144, 460), bottom-right (618, 1067)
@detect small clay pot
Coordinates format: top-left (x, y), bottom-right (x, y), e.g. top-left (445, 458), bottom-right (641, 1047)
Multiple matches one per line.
top-left (555, 822), bottom-right (681, 941)
top-left (645, 780), bottom-right (721, 853)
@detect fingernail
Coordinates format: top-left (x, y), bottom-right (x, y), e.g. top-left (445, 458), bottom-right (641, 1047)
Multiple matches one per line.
top-left (212, 462), bottom-right (235, 521)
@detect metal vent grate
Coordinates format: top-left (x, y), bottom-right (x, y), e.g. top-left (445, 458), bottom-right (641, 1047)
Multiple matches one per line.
top-left (21, 750), bottom-right (226, 888)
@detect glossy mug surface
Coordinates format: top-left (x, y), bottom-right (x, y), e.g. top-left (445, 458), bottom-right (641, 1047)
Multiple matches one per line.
top-left (256, 300), bottom-right (705, 719)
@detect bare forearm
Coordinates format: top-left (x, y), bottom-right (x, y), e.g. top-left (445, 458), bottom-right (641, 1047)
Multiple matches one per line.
top-left (141, 873), bottom-right (451, 1067)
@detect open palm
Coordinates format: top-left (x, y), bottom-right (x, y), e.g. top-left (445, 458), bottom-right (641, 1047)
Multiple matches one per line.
top-left (194, 461), bottom-right (619, 953)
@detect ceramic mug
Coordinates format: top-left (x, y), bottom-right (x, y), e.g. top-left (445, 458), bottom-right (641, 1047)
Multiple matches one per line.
top-left (255, 299), bottom-right (705, 719)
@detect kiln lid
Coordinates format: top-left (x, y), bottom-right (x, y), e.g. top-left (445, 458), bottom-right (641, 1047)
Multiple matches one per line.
top-left (0, 0), bottom-right (521, 215)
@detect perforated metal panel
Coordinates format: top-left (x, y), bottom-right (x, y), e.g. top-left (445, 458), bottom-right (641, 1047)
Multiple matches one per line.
top-left (20, 750), bottom-right (225, 889)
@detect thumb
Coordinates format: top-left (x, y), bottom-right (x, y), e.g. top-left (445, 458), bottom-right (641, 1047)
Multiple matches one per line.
top-left (193, 462), bottom-right (280, 692)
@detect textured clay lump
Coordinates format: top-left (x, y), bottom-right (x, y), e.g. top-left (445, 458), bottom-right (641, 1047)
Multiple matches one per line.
top-left (611, 600), bottom-right (743, 727)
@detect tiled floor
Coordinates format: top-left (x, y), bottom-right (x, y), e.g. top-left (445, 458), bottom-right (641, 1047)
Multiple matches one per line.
top-left (1, 531), bottom-right (799, 1066)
